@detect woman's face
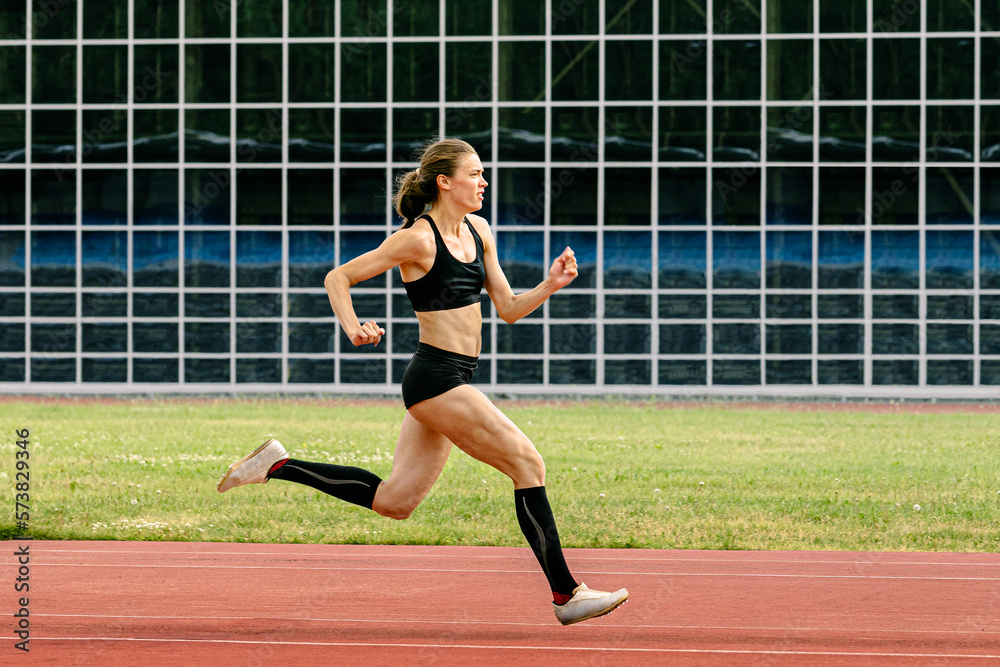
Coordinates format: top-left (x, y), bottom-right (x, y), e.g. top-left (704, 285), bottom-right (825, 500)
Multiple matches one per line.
top-left (441, 153), bottom-right (488, 212)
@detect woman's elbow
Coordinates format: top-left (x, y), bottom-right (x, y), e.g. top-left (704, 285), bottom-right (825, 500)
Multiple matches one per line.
top-left (324, 268), bottom-right (349, 290)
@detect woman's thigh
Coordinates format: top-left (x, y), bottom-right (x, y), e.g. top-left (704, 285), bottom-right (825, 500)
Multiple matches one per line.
top-left (407, 385), bottom-right (545, 489)
top-left (373, 412), bottom-right (453, 518)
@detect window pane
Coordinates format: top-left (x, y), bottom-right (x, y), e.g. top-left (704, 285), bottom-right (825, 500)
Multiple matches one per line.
top-left (714, 294), bottom-right (759, 318)
top-left (871, 166), bottom-right (919, 225)
top-left (606, 41), bottom-right (652, 101)
top-left (604, 231), bottom-right (652, 288)
top-left (714, 324), bottom-right (760, 354)
top-left (871, 230), bottom-right (918, 289)
top-left (81, 110), bottom-right (127, 163)
top-left (135, 0), bottom-right (178, 38)
top-left (767, 294), bottom-right (811, 319)
top-left (766, 359), bottom-right (811, 384)
top-left (872, 323), bottom-right (918, 354)
top-left (712, 231), bottom-right (760, 288)
top-left (818, 167), bottom-right (864, 225)
top-left (31, 358), bottom-right (76, 382)
top-left (498, 107), bottom-right (545, 161)
top-left (133, 109), bottom-right (178, 162)
top-left (658, 231), bottom-right (706, 288)
top-left (341, 232), bottom-right (386, 288)
top-left (605, 324), bottom-right (650, 355)
top-left (659, 40), bottom-right (707, 101)
top-left (552, 41), bottom-right (598, 101)
top-left (85, 0), bottom-right (129, 38)
top-left (186, 44), bottom-right (230, 104)
top-left (290, 0), bottom-right (335, 36)
top-left (873, 0), bottom-right (921, 31)
top-left (873, 105), bottom-right (921, 162)
top-left (714, 40), bottom-right (760, 101)
top-left (82, 231), bottom-right (126, 287)
top-left (766, 107), bottom-right (813, 162)
top-left (33, 45), bottom-right (75, 103)
top-left (926, 230), bottom-right (973, 289)
top-left (980, 231), bottom-right (1000, 288)
top-left (713, 107), bottom-right (760, 161)
top-left (184, 109), bottom-right (229, 162)
top-left (551, 107), bottom-right (598, 161)
top-left (341, 108), bottom-right (386, 162)
top-left (551, 293), bottom-right (596, 318)
top-left (767, 41), bottom-right (812, 102)
top-left (236, 109), bottom-right (282, 164)
top-left (342, 0), bottom-right (386, 37)
top-left (927, 324), bottom-right (973, 355)
top-left (605, 359), bottom-right (651, 385)
top-left (237, 0), bottom-right (280, 37)
top-left (392, 108), bottom-right (435, 162)
top-left (713, 359), bottom-right (760, 385)
top-left (184, 0), bottom-right (228, 37)
top-left (236, 44), bottom-right (281, 103)
top-left (606, 106), bottom-right (653, 161)
top-left (83, 358), bottom-right (127, 382)
top-left (819, 39), bottom-right (866, 101)
top-left (498, 0), bottom-right (543, 34)
top-left (133, 169), bottom-right (179, 225)
top-left (927, 105), bottom-right (974, 162)
top-left (289, 231), bottom-right (334, 287)
top-left (82, 169), bottom-right (127, 225)
top-left (983, 169), bottom-right (1000, 223)
top-left (236, 231), bottom-right (281, 287)
top-left (336, 169), bottom-right (380, 226)
top-left (445, 42), bottom-right (489, 102)
top-left (31, 169), bottom-right (75, 224)
top-left (498, 42), bottom-right (543, 102)
top-left (927, 39), bottom-right (974, 100)
top-left (714, 0), bottom-right (761, 34)
top-left (659, 324), bottom-right (705, 354)
top-left (549, 168), bottom-right (597, 226)
top-left (606, 293), bottom-right (650, 318)
top-left (767, 0), bottom-right (811, 32)
top-left (236, 169), bottom-right (281, 225)
top-left (872, 39), bottom-right (919, 100)
top-left (818, 294), bottom-right (863, 319)
top-left (289, 44), bottom-right (337, 102)
top-left (497, 168), bottom-right (544, 226)
top-left (497, 324), bottom-right (543, 354)
top-left (820, 0), bottom-right (865, 32)
top-left (605, 168), bottom-right (651, 225)
top-left (927, 360), bottom-right (972, 385)
top-left (659, 107), bottom-right (706, 161)
top-left (766, 231), bottom-right (811, 289)
top-left (185, 168), bottom-right (231, 225)
top-left (819, 106), bottom-right (866, 162)
top-left (927, 295), bottom-right (973, 320)
top-left (133, 231), bottom-right (178, 286)
top-left (394, 43), bottom-right (438, 103)
top-left (497, 231), bottom-right (543, 289)
top-left (289, 108), bottom-right (335, 163)
top-left (32, 110), bottom-right (75, 164)
top-left (0, 174), bottom-right (25, 225)
top-left (659, 0), bottom-right (706, 33)
top-left (984, 39), bottom-right (1000, 100)
top-left (550, 359), bottom-right (596, 385)
top-left (873, 294), bottom-right (918, 319)
top-left (712, 167), bottom-right (760, 225)
top-left (766, 167), bottom-right (811, 224)
top-left (83, 45), bottom-right (127, 104)
top-left (31, 231), bottom-right (75, 286)
top-left (185, 230), bottom-right (230, 287)
top-left (818, 323), bottom-right (864, 353)
top-left (133, 292), bottom-right (178, 317)
top-left (816, 231), bottom-right (865, 289)
top-left (926, 167), bottom-right (973, 224)
top-left (659, 168), bottom-right (706, 224)
top-left (133, 45), bottom-right (178, 103)
top-left (552, 1), bottom-right (598, 34)
top-left (445, 107), bottom-right (492, 161)
top-left (0, 110), bottom-right (24, 164)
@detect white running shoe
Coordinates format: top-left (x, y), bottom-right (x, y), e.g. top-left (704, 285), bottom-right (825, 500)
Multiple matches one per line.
top-left (216, 438), bottom-right (288, 493)
top-left (553, 583), bottom-right (629, 626)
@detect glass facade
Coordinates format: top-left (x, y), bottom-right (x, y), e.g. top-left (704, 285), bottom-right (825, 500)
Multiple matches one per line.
top-left (2, 0), bottom-right (999, 396)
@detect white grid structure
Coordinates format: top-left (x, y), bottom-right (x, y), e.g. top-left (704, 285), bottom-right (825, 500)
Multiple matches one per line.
top-left (1, 0), bottom-right (999, 398)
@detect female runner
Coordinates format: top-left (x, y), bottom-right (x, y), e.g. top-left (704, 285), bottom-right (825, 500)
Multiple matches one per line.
top-left (218, 138), bottom-right (628, 625)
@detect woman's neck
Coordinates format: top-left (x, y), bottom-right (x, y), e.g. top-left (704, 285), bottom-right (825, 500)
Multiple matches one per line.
top-left (426, 201), bottom-right (468, 235)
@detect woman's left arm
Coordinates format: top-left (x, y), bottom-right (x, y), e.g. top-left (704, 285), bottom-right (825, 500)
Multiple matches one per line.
top-left (473, 215), bottom-right (578, 324)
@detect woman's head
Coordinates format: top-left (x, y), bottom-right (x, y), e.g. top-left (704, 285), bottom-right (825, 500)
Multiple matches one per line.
top-left (393, 138), bottom-right (480, 228)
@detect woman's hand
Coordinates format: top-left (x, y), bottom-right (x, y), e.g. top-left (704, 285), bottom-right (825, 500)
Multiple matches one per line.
top-left (350, 320), bottom-right (385, 347)
top-left (548, 246), bottom-right (578, 289)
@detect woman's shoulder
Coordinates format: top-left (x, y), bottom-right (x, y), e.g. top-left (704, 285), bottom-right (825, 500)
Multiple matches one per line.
top-left (388, 220), bottom-right (436, 261)
top-left (465, 213), bottom-right (494, 239)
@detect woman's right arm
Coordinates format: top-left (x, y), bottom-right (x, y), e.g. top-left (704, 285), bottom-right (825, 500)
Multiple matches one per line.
top-left (324, 228), bottom-right (431, 347)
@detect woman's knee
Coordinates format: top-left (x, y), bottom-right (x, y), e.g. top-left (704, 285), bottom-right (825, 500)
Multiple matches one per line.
top-left (371, 486), bottom-right (419, 520)
top-left (514, 446), bottom-right (546, 488)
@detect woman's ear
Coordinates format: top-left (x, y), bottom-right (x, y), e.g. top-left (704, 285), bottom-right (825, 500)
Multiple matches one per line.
top-left (436, 173), bottom-right (450, 191)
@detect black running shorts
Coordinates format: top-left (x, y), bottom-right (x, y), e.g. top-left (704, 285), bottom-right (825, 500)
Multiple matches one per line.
top-left (401, 342), bottom-right (478, 409)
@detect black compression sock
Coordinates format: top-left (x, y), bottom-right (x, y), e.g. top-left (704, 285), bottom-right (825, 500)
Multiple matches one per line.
top-left (514, 486), bottom-right (579, 598)
top-left (267, 458), bottom-right (382, 510)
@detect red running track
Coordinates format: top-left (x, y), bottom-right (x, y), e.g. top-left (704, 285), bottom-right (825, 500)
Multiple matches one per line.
top-left (4, 541), bottom-right (999, 666)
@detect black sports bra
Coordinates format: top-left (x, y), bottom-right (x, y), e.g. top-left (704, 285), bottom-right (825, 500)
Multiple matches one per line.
top-left (402, 214), bottom-right (486, 312)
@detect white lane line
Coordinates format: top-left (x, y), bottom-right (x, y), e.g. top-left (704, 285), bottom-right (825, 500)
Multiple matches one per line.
top-left (27, 549), bottom-right (1000, 567)
top-left (32, 614), bottom-right (1000, 635)
top-left (29, 637), bottom-right (1000, 659)
top-left (25, 563), bottom-right (1000, 580)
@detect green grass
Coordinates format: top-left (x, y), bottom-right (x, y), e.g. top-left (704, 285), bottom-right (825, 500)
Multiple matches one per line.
top-left (3, 398), bottom-right (999, 552)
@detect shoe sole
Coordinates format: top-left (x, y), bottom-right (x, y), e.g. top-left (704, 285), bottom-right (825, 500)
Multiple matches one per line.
top-left (559, 594), bottom-right (629, 626)
top-left (216, 438), bottom-right (275, 493)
